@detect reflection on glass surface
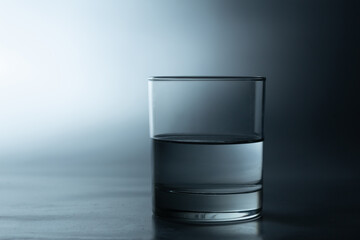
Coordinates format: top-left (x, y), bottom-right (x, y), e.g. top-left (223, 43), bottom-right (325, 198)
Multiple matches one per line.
top-left (152, 216), bottom-right (263, 240)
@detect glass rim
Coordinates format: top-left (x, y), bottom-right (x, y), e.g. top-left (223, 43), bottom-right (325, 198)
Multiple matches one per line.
top-left (148, 76), bottom-right (266, 81)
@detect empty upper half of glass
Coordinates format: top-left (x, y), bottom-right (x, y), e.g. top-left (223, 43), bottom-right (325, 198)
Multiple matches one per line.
top-left (148, 76), bottom-right (266, 142)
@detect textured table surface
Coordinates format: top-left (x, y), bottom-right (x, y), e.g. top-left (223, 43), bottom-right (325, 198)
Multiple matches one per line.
top-left (1, 136), bottom-right (359, 240)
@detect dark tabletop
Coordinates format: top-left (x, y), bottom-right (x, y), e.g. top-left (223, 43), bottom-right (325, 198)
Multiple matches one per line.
top-left (1, 129), bottom-right (359, 240)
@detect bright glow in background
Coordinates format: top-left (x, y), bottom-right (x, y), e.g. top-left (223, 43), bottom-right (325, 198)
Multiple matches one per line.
top-left (0, 0), bottom-right (270, 161)
top-left (0, 0), bottom-right (356, 180)
top-left (0, 1), bottom-right (152, 159)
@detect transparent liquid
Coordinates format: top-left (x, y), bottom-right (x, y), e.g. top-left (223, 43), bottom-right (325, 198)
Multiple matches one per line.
top-left (152, 135), bottom-right (263, 223)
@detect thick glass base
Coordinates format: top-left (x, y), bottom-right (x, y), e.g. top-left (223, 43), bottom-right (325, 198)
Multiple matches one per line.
top-left (154, 186), bottom-right (262, 223)
top-left (154, 208), bottom-right (261, 223)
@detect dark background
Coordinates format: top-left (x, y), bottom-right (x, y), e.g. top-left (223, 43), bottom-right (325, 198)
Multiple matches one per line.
top-left (0, 0), bottom-right (359, 239)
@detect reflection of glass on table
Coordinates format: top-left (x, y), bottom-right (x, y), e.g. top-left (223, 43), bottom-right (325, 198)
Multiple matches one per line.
top-left (153, 216), bottom-right (263, 239)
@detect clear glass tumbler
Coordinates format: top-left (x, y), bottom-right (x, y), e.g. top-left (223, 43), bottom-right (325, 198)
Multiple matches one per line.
top-left (148, 76), bottom-right (266, 223)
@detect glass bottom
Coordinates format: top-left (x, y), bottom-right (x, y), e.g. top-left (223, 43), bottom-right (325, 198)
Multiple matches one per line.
top-left (154, 186), bottom-right (262, 223)
top-left (154, 208), bottom-right (261, 223)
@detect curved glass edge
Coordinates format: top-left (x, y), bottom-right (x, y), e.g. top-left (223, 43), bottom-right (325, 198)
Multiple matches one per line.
top-left (148, 76), bottom-right (266, 81)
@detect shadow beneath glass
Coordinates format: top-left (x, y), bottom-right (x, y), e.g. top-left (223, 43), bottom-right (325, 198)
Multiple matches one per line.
top-left (152, 216), bottom-right (263, 240)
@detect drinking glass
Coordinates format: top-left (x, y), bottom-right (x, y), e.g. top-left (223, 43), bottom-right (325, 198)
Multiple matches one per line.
top-left (148, 76), bottom-right (266, 223)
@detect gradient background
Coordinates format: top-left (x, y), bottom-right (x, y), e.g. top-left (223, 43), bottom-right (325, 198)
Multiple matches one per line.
top-left (0, 0), bottom-right (359, 239)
